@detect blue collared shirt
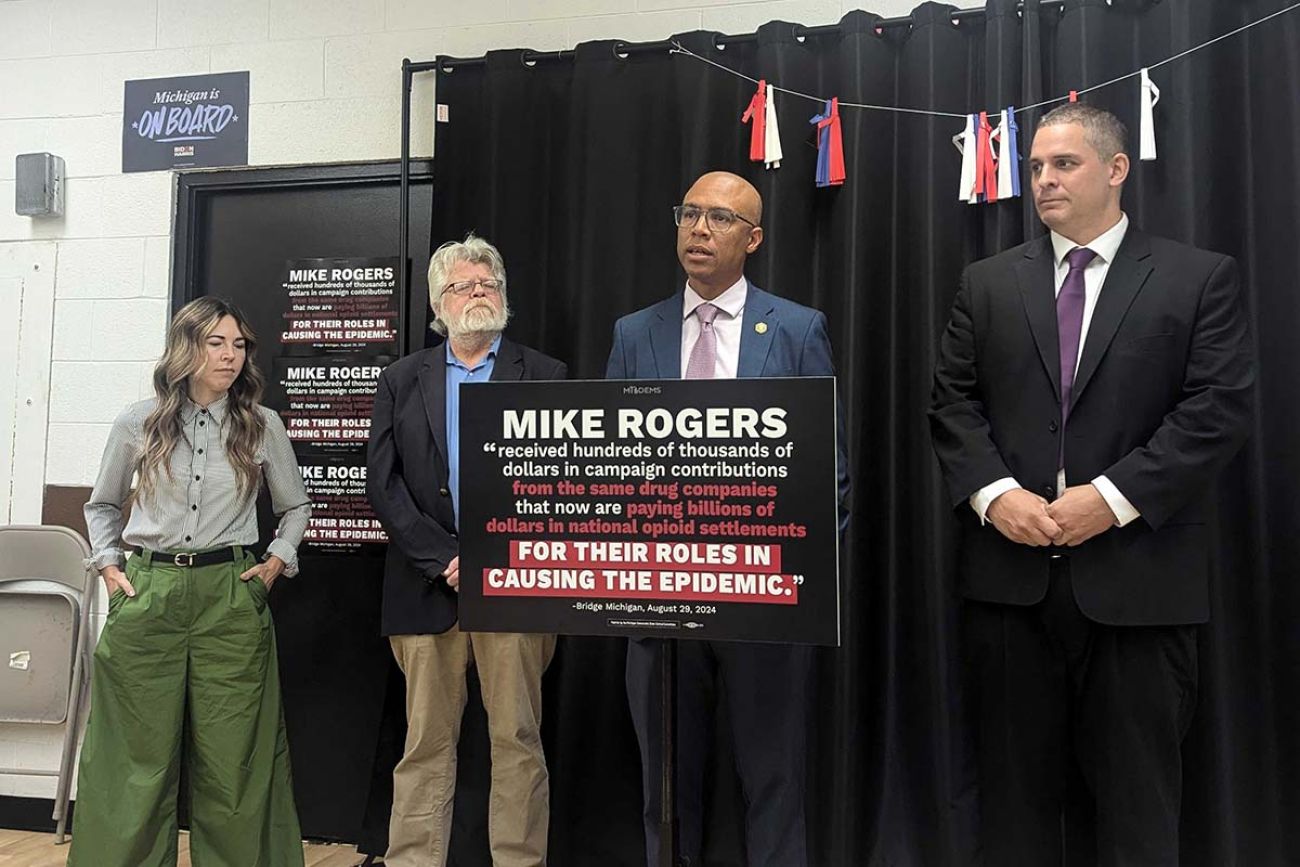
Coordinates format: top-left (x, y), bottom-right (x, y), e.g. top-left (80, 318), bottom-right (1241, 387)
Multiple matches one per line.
top-left (446, 335), bottom-right (501, 528)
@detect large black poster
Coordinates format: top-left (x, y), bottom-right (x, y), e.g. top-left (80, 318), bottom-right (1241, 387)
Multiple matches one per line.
top-left (267, 357), bottom-right (381, 451)
top-left (297, 453), bottom-right (387, 545)
top-left (267, 256), bottom-right (399, 551)
top-left (277, 258), bottom-right (400, 356)
top-left (459, 378), bottom-right (841, 645)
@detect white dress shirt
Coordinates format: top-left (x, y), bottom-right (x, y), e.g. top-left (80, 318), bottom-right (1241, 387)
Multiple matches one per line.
top-left (681, 277), bottom-right (747, 380)
top-left (971, 213), bottom-right (1141, 527)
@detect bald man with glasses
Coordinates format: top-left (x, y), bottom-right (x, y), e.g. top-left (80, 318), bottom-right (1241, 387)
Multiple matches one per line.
top-left (606, 171), bottom-right (851, 867)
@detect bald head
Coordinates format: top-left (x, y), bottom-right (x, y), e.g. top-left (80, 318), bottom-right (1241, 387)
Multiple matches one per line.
top-left (676, 171), bottom-right (765, 299)
top-left (687, 171), bottom-right (763, 225)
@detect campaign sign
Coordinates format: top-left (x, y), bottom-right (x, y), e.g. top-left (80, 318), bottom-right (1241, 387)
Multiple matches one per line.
top-left (263, 255), bottom-right (400, 552)
top-left (297, 453), bottom-right (388, 548)
top-left (458, 378), bottom-right (841, 645)
top-left (268, 356), bottom-right (387, 454)
top-left (123, 72), bottom-right (249, 172)
top-left (277, 257), bottom-right (400, 357)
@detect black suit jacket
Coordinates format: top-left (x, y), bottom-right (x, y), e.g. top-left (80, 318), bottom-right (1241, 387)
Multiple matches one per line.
top-left (366, 337), bottom-right (567, 636)
top-left (929, 228), bottom-right (1254, 625)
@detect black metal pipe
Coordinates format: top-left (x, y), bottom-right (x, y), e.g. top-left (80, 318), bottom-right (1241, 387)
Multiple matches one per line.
top-left (659, 641), bottom-right (679, 867)
top-left (399, 58), bottom-right (412, 356)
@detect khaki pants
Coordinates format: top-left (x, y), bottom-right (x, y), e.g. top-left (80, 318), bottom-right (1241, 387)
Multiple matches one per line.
top-left (386, 625), bottom-right (556, 867)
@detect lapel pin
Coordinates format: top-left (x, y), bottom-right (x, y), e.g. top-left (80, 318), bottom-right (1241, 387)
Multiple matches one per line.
top-left (755, 322), bottom-right (768, 334)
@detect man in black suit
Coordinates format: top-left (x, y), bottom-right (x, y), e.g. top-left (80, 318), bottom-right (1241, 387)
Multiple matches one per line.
top-left (366, 234), bottom-right (566, 867)
top-left (929, 105), bottom-right (1253, 865)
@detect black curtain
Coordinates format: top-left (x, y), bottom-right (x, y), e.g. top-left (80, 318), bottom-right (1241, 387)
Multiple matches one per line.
top-left (421, 1), bottom-right (1300, 863)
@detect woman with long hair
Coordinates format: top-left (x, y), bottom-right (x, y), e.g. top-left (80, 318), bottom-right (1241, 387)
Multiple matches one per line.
top-left (70, 296), bottom-right (311, 866)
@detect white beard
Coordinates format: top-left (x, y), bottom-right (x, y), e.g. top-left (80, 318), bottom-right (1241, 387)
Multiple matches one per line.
top-left (444, 299), bottom-right (508, 338)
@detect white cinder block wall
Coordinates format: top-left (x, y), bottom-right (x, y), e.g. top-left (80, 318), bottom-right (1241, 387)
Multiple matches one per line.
top-left (0, 0), bottom-right (923, 802)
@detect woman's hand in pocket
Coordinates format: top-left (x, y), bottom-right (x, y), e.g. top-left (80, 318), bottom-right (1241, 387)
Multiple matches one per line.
top-left (101, 564), bottom-right (136, 598)
top-left (240, 555), bottom-right (285, 591)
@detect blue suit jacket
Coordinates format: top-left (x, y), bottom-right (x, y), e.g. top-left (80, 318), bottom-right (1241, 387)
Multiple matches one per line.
top-left (605, 282), bottom-right (851, 529)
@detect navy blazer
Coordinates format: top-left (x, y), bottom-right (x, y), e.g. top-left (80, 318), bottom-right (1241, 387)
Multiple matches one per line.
top-left (367, 337), bottom-right (567, 636)
top-left (606, 282), bottom-right (851, 529)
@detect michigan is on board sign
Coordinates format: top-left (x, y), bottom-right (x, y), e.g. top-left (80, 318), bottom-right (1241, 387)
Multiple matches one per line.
top-left (123, 71), bottom-right (249, 172)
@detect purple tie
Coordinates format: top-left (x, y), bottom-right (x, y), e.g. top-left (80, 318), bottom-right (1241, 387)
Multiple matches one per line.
top-left (685, 303), bottom-right (720, 379)
top-left (1057, 246), bottom-right (1097, 426)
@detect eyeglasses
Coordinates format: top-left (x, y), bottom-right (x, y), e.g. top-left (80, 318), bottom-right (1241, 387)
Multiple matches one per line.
top-left (672, 205), bottom-right (758, 234)
top-left (442, 278), bottom-right (503, 296)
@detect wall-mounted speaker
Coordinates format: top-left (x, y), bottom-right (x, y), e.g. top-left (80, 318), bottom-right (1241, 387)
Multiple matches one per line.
top-left (15, 152), bottom-right (65, 218)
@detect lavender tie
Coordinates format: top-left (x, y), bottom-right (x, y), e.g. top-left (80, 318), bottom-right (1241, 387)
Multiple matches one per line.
top-left (685, 303), bottom-right (720, 379)
top-left (1057, 246), bottom-right (1097, 426)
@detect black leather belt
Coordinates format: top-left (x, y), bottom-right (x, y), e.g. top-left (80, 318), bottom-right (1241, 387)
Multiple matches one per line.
top-left (136, 547), bottom-right (242, 568)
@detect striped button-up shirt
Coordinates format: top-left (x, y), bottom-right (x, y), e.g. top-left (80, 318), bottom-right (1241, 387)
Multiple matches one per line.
top-left (84, 396), bottom-right (312, 575)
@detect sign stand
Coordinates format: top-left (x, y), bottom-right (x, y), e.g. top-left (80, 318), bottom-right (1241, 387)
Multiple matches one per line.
top-left (660, 639), bottom-right (680, 867)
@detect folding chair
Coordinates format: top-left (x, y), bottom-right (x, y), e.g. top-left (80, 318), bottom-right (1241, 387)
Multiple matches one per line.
top-left (0, 524), bottom-right (96, 843)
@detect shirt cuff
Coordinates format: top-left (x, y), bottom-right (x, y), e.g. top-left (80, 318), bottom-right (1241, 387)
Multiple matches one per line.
top-left (89, 548), bottom-right (126, 572)
top-left (1091, 475), bottom-right (1140, 527)
top-left (969, 477), bottom-right (1022, 525)
top-left (265, 537), bottom-right (300, 578)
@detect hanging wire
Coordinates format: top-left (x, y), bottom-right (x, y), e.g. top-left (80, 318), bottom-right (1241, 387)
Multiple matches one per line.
top-left (670, 41), bottom-right (967, 118)
top-left (671, 0), bottom-right (1300, 119)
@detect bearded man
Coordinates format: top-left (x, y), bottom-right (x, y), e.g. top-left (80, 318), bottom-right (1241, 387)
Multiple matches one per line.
top-left (367, 233), bottom-right (567, 867)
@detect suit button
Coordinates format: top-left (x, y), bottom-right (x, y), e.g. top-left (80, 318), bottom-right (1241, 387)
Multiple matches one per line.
top-left (1048, 420), bottom-right (1058, 432)
top-left (439, 487), bottom-right (451, 497)
top-left (1043, 485), bottom-right (1054, 497)
top-left (450, 532), bottom-right (458, 540)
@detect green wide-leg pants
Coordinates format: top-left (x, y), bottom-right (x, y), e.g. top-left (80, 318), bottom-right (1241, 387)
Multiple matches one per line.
top-left (67, 548), bottom-right (304, 867)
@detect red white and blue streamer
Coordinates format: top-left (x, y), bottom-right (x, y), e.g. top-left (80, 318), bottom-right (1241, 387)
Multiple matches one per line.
top-left (810, 97), bottom-right (846, 187)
